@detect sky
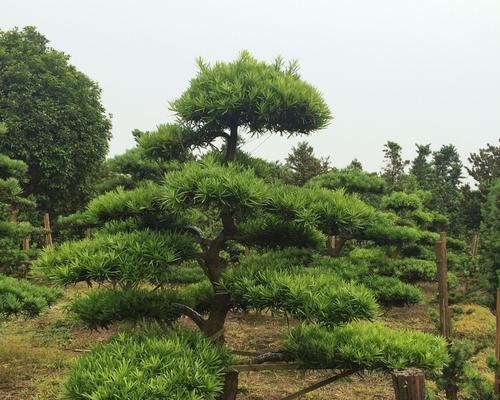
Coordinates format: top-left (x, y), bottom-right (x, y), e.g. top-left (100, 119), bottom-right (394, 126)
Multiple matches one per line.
top-left (2, 0), bottom-right (499, 176)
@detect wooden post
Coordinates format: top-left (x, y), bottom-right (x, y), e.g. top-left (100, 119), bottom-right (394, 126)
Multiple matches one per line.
top-left (436, 231), bottom-right (450, 338)
top-left (392, 368), bottom-right (426, 400)
top-left (84, 228), bottom-right (92, 240)
top-left (218, 371), bottom-right (238, 400)
top-left (43, 213), bottom-right (53, 247)
top-left (326, 235), bottom-right (345, 257)
top-left (22, 236), bottom-right (30, 251)
top-left (495, 289), bottom-right (500, 395)
top-left (9, 208), bottom-right (18, 223)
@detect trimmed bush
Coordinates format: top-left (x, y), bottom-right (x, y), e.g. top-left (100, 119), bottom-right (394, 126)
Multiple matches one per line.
top-left (222, 263), bottom-right (380, 325)
top-left (0, 274), bottom-right (62, 318)
top-left (285, 321), bottom-right (448, 374)
top-left (63, 328), bottom-right (233, 400)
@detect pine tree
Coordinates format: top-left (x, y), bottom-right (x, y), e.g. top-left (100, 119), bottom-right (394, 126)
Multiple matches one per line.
top-left (33, 53), bottom-right (449, 400)
top-left (381, 141), bottom-right (409, 191)
top-left (285, 141), bottom-right (330, 185)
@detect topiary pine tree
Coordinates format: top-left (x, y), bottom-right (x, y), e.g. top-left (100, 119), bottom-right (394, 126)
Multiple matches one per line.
top-left (33, 53), bottom-right (449, 400)
top-left (0, 122), bottom-right (40, 275)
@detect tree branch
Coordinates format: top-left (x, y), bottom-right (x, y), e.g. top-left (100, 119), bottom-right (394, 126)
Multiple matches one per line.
top-left (235, 351), bottom-right (294, 365)
top-left (173, 303), bottom-right (206, 330)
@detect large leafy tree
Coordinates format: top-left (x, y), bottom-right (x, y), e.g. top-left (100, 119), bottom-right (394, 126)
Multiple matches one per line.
top-left (34, 53), bottom-right (448, 399)
top-left (0, 27), bottom-right (111, 214)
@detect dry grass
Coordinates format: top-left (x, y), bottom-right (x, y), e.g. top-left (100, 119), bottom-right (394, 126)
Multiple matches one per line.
top-left (0, 281), bottom-right (496, 399)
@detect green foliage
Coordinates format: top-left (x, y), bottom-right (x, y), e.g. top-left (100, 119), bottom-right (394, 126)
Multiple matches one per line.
top-left (0, 274), bottom-right (62, 318)
top-left (237, 214), bottom-right (324, 249)
top-left (307, 168), bottom-right (385, 195)
top-left (285, 141), bottom-right (330, 186)
top-left (0, 27), bottom-right (111, 214)
top-left (381, 192), bottom-right (423, 212)
top-left (0, 153), bottom-right (28, 180)
top-left (63, 328), bottom-right (233, 400)
top-left (467, 140), bottom-right (500, 195)
top-left (159, 158), bottom-right (269, 216)
top-left (204, 148), bottom-right (286, 182)
top-left (222, 261), bottom-right (380, 325)
top-left (171, 50), bottom-right (331, 137)
top-left (285, 322), bottom-right (448, 374)
top-left (479, 179), bottom-right (500, 304)
top-left (32, 230), bottom-right (199, 287)
top-left (381, 141), bottom-right (409, 191)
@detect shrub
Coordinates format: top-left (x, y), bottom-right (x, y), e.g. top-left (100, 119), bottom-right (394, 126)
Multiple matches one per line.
top-left (0, 274), bottom-right (62, 318)
top-left (63, 328), bottom-right (233, 400)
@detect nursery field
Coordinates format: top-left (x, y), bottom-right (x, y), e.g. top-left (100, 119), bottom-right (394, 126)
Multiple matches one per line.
top-left (0, 282), bottom-right (495, 399)
top-left (1, 27), bottom-right (499, 400)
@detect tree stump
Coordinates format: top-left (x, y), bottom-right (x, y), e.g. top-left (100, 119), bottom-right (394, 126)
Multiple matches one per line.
top-left (392, 368), bottom-right (425, 400)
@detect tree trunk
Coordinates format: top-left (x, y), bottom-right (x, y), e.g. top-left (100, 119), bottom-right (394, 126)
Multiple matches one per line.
top-left (224, 124), bottom-right (238, 165)
top-left (202, 292), bottom-right (231, 340)
top-left (326, 235), bottom-right (345, 257)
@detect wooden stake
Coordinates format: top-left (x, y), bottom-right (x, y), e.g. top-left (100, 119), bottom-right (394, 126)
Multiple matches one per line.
top-left (496, 289), bottom-right (500, 395)
top-left (22, 236), bottom-right (30, 251)
top-left (218, 371), bottom-right (238, 400)
top-left (392, 368), bottom-right (426, 400)
top-left (43, 213), bottom-right (53, 247)
top-left (84, 228), bottom-right (92, 240)
top-left (9, 208), bottom-right (18, 223)
top-left (436, 232), bottom-right (450, 339)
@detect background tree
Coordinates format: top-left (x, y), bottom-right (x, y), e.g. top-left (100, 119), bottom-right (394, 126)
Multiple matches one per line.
top-left (285, 141), bottom-right (330, 186)
top-left (0, 27), bottom-right (111, 214)
top-left (410, 143), bottom-right (433, 190)
top-left (429, 144), bottom-right (464, 235)
top-left (466, 140), bottom-right (500, 195)
top-left (381, 140), bottom-right (409, 191)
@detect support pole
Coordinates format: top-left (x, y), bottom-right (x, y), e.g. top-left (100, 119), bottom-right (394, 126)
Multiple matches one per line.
top-left (43, 213), bottom-right (53, 247)
top-left (84, 228), bottom-right (92, 240)
top-left (436, 232), bottom-right (450, 338)
top-left (392, 368), bottom-right (426, 400)
top-left (22, 236), bottom-right (30, 251)
top-left (218, 371), bottom-right (238, 400)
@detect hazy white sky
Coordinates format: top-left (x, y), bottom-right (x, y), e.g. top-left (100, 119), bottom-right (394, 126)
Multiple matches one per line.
top-left (2, 0), bottom-right (499, 174)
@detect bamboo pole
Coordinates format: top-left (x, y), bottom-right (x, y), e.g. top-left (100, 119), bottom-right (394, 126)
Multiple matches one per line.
top-left (436, 232), bottom-right (450, 338)
top-left (43, 213), bottom-right (53, 247)
top-left (495, 289), bottom-right (500, 395)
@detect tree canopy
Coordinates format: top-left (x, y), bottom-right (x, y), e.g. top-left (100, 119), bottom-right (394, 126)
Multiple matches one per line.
top-left (0, 27), bottom-right (111, 214)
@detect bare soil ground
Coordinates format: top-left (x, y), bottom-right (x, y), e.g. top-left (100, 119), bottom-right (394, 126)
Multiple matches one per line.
top-left (0, 282), bottom-right (494, 400)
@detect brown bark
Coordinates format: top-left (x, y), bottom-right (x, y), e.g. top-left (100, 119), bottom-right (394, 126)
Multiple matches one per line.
top-left (326, 235), bottom-right (345, 257)
top-left (223, 124), bottom-right (238, 165)
top-left (392, 368), bottom-right (426, 400)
